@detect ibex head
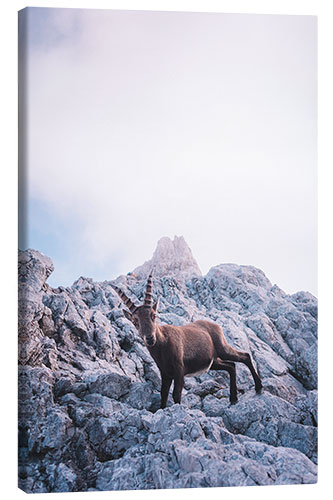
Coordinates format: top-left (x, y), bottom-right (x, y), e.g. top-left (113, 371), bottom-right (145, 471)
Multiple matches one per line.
top-left (112, 270), bottom-right (159, 347)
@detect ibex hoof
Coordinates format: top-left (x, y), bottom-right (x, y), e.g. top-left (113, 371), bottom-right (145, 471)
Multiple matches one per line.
top-left (255, 386), bottom-right (263, 395)
top-left (230, 397), bottom-right (238, 405)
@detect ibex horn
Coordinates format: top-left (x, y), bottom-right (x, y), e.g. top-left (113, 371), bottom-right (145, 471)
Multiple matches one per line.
top-left (144, 268), bottom-right (154, 306)
top-left (111, 284), bottom-right (138, 313)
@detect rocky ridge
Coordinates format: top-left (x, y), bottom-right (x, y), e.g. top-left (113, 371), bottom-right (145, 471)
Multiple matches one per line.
top-left (18, 237), bottom-right (317, 492)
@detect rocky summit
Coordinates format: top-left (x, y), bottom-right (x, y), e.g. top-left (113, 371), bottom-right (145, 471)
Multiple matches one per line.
top-left (18, 237), bottom-right (317, 493)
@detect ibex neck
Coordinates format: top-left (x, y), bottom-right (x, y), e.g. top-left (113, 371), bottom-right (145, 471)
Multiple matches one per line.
top-left (154, 324), bottom-right (164, 343)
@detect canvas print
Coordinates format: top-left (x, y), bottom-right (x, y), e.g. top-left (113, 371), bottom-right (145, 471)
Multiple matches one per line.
top-left (18, 7), bottom-right (317, 493)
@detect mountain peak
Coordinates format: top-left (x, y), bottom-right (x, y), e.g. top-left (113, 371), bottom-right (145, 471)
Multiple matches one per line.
top-left (132, 235), bottom-right (202, 279)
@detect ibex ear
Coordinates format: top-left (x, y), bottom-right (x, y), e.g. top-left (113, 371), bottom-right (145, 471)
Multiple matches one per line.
top-left (152, 298), bottom-right (159, 312)
top-left (123, 309), bottom-right (133, 322)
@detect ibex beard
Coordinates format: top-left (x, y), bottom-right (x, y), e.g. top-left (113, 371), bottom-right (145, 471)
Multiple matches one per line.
top-left (112, 271), bottom-right (262, 409)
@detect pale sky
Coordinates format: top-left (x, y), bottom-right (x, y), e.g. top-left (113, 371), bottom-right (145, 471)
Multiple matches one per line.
top-left (19, 8), bottom-right (317, 294)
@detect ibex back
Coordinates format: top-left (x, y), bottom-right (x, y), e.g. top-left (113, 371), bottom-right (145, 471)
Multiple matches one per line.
top-left (112, 270), bottom-right (262, 408)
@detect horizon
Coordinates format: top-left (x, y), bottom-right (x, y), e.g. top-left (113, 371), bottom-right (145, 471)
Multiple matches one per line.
top-left (19, 8), bottom-right (317, 295)
top-left (20, 234), bottom-right (317, 298)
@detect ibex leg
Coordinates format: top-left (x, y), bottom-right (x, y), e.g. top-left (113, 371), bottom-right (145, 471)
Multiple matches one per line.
top-left (211, 359), bottom-right (238, 403)
top-left (172, 373), bottom-right (184, 404)
top-left (220, 346), bottom-right (262, 393)
top-left (160, 375), bottom-right (172, 409)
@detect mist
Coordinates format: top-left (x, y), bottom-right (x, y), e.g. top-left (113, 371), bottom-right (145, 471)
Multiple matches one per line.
top-left (21, 8), bottom-right (317, 294)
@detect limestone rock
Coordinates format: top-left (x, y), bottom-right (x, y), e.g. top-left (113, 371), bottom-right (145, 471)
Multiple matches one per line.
top-left (18, 240), bottom-right (317, 493)
top-left (133, 235), bottom-right (202, 279)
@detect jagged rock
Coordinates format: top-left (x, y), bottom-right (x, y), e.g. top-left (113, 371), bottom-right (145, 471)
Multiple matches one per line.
top-left (95, 405), bottom-right (317, 490)
top-left (133, 235), bottom-right (202, 278)
top-left (18, 239), bottom-right (317, 493)
top-left (18, 252), bottom-right (50, 366)
top-left (222, 392), bottom-right (318, 462)
top-left (88, 372), bottom-right (132, 400)
top-left (18, 248), bottom-right (54, 291)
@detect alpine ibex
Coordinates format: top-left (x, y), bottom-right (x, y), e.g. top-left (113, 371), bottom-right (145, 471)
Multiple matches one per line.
top-left (112, 271), bottom-right (262, 408)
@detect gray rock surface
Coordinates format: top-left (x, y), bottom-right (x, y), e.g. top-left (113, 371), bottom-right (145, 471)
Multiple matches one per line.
top-left (18, 238), bottom-right (317, 492)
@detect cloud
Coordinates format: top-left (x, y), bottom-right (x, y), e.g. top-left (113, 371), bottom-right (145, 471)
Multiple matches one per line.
top-left (24, 8), bottom-right (317, 293)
